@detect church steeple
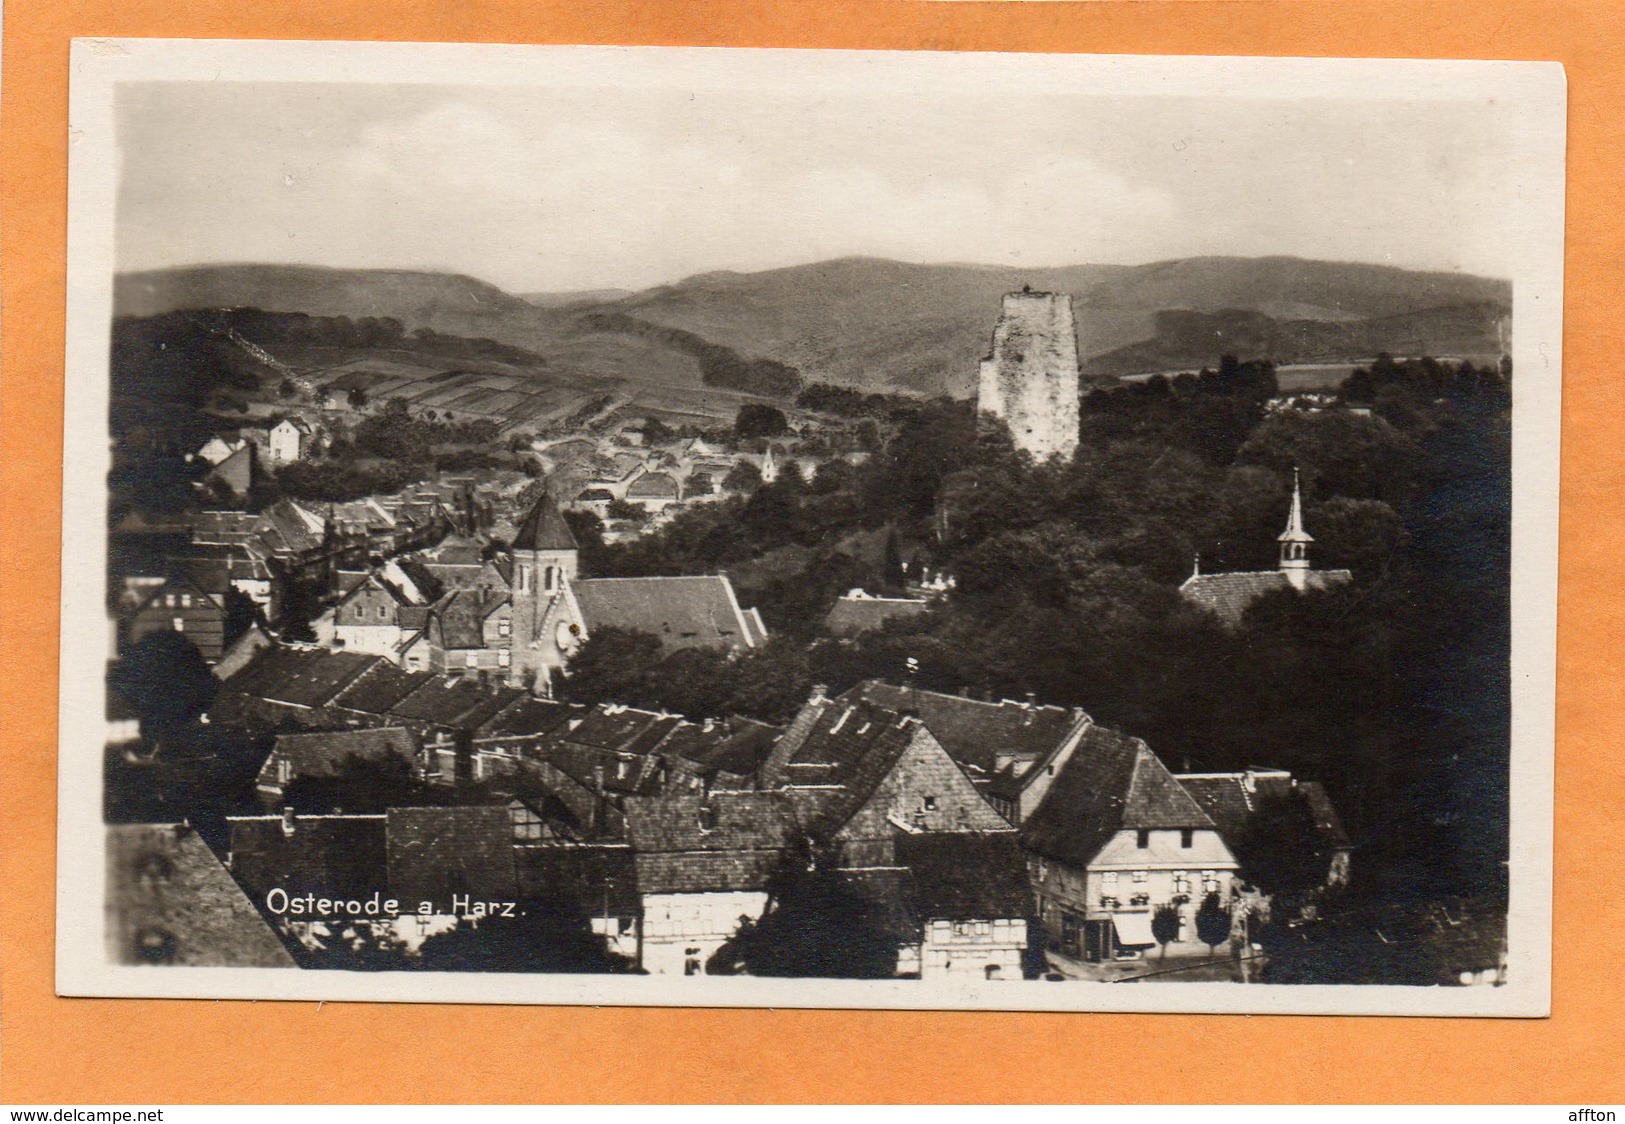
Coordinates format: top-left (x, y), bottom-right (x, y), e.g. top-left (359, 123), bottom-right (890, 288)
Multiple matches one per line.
top-left (1277, 467), bottom-right (1313, 589)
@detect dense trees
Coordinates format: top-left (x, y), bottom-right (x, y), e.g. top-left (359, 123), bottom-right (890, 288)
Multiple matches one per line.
top-left (735, 404), bottom-right (789, 440)
top-left (568, 352), bottom-right (1509, 925)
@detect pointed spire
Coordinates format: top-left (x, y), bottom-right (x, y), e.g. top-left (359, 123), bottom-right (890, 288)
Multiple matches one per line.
top-left (513, 487), bottom-right (578, 552)
top-left (1277, 467), bottom-right (1313, 544)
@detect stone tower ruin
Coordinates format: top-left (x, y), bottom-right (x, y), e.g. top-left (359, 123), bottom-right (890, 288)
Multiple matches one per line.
top-left (977, 288), bottom-right (1081, 462)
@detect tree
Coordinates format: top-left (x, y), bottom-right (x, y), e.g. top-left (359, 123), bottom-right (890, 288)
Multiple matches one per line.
top-left (711, 854), bottom-right (902, 979)
top-left (1195, 892), bottom-right (1232, 955)
top-left (277, 378), bottom-right (298, 400)
top-left (883, 528), bottom-right (907, 591)
top-left (723, 461), bottom-right (762, 493)
top-left (347, 386), bottom-right (369, 410)
top-left (1151, 903), bottom-right (1181, 959)
top-left (687, 471), bottom-right (715, 497)
top-left (416, 907), bottom-right (633, 973)
top-left (735, 404), bottom-right (789, 440)
top-left (559, 627), bottom-right (665, 706)
top-left (605, 498), bottom-right (647, 523)
top-left (108, 631), bottom-right (219, 742)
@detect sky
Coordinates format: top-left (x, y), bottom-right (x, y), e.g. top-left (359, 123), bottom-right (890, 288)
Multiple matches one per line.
top-left (115, 80), bottom-right (1518, 294)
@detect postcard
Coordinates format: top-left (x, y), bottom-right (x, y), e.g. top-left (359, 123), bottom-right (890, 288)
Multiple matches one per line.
top-left (58, 39), bottom-right (1563, 1014)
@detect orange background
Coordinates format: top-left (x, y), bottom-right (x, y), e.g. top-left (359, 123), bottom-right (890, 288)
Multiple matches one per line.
top-left (2, 0), bottom-right (1619, 1105)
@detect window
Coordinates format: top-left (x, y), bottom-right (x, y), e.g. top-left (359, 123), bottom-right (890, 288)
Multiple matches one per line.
top-left (172, 617), bottom-right (185, 632)
top-left (498, 619), bottom-right (511, 637)
top-left (1136, 829), bottom-right (1150, 849)
top-left (179, 594), bottom-right (191, 607)
top-left (465, 651), bottom-right (477, 667)
top-left (922, 795), bottom-right (937, 812)
top-left (1174, 873), bottom-right (1191, 897)
top-left (953, 921), bottom-right (973, 937)
top-left (973, 920), bottom-right (990, 937)
top-left (1102, 872), bottom-right (1119, 888)
top-left (498, 649), bottom-right (510, 668)
top-left (615, 759), bottom-right (630, 780)
top-left (1181, 828), bottom-right (1194, 848)
top-left (1132, 870), bottom-right (1149, 885)
top-left (378, 605), bottom-right (388, 620)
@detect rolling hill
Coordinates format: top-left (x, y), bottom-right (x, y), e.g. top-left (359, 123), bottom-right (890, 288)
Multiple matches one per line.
top-left (116, 255), bottom-right (1512, 405)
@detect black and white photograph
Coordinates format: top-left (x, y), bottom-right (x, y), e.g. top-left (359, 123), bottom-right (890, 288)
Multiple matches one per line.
top-left (58, 41), bottom-right (1563, 1014)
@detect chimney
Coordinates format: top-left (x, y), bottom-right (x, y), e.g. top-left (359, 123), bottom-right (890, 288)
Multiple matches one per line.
top-left (809, 683), bottom-right (828, 704)
top-left (281, 807), bottom-right (296, 836)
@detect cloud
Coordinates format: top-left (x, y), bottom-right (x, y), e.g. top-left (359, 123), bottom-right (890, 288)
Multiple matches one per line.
top-left (338, 100), bottom-right (1181, 288)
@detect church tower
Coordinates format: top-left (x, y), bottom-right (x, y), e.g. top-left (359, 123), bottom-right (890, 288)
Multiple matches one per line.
top-left (1277, 468), bottom-right (1314, 590)
top-left (508, 490), bottom-right (580, 692)
top-left (977, 288), bottom-right (1081, 461)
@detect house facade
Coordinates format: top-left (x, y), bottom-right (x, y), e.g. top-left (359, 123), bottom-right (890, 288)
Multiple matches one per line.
top-left (1021, 726), bottom-right (1240, 969)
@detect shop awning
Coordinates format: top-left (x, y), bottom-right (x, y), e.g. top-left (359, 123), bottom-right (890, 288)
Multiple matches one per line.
top-left (1111, 911), bottom-right (1157, 948)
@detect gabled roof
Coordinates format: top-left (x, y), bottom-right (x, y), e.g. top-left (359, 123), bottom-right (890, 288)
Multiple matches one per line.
top-left (626, 472), bottom-right (679, 499)
top-left (332, 662), bottom-right (430, 715)
top-left (842, 681), bottom-right (1085, 776)
top-left (895, 831), bottom-right (1033, 922)
top-left (476, 696), bottom-right (583, 739)
top-left (1179, 569), bottom-right (1352, 627)
top-left (259, 727), bottom-right (417, 788)
top-left (429, 589), bottom-right (510, 650)
top-left (572, 575), bottom-right (760, 652)
top-left (657, 717), bottom-right (782, 783)
top-left (625, 790), bottom-right (795, 854)
top-left (623, 791), bottom-right (797, 894)
top-left (107, 824), bottom-right (296, 967)
top-left (390, 677), bottom-right (525, 730)
top-left (512, 492), bottom-right (579, 552)
top-left (1022, 726), bottom-right (1213, 867)
top-left (259, 651), bottom-right (382, 709)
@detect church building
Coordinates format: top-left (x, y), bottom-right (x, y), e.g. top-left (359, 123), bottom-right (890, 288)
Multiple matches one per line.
top-left (1179, 470), bottom-right (1353, 627)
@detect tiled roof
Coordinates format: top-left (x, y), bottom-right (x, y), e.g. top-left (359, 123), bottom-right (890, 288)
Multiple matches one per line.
top-left (843, 681), bottom-right (1084, 776)
top-left (476, 697), bottom-right (582, 739)
top-left (1176, 772), bottom-right (1352, 852)
top-left (1022, 726), bottom-right (1213, 867)
top-left (514, 845), bottom-right (639, 914)
top-left (761, 698), bottom-right (931, 836)
top-left (332, 663), bottom-right (430, 715)
top-left (895, 831), bottom-right (1033, 922)
top-left (512, 493), bottom-right (578, 552)
top-left (259, 727), bottom-right (417, 788)
top-left (390, 678), bottom-right (525, 730)
top-left (430, 589), bottom-right (508, 650)
top-left (658, 718), bottom-right (782, 782)
top-left (227, 813), bottom-right (388, 903)
top-left (572, 575), bottom-right (760, 652)
top-left (107, 824), bottom-right (295, 967)
top-left (260, 651), bottom-right (382, 709)
top-left (625, 790), bottom-right (795, 854)
top-left (627, 472), bottom-right (679, 499)
top-left (176, 543), bottom-right (274, 592)
top-left (386, 806), bottom-right (517, 905)
top-left (823, 596), bottom-right (930, 638)
top-left (1179, 568), bottom-right (1353, 627)
top-left (422, 535), bottom-right (485, 565)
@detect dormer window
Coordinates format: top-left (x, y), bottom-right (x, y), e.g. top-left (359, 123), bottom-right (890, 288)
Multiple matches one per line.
top-left (922, 795), bottom-right (937, 812)
top-left (1136, 829), bottom-right (1150, 849)
top-left (697, 805), bottom-right (718, 832)
top-left (1181, 828), bottom-right (1194, 848)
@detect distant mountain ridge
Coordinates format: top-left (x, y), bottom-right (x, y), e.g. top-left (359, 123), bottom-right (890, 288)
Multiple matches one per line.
top-left (115, 255), bottom-right (1511, 400)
